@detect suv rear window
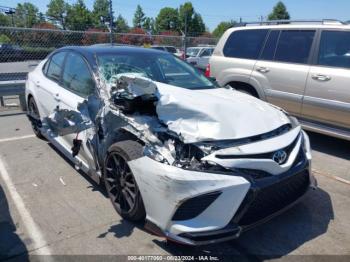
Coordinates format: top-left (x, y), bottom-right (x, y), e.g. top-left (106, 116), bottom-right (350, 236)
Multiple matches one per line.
top-left (223, 29), bottom-right (268, 59)
top-left (318, 30), bottom-right (350, 69)
top-left (274, 30), bottom-right (315, 64)
top-left (260, 30), bottom-right (280, 61)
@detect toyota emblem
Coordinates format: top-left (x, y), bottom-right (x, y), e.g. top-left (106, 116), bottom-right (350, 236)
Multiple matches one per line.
top-left (272, 150), bottom-right (287, 165)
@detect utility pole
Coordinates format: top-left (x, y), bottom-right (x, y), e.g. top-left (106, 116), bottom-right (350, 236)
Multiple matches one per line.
top-left (109, 0), bottom-right (113, 44)
top-left (183, 12), bottom-right (188, 59)
top-left (259, 15), bottom-right (264, 24)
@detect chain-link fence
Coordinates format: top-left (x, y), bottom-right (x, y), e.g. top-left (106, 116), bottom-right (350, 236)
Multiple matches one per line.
top-left (0, 26), bottom-right (218, 110)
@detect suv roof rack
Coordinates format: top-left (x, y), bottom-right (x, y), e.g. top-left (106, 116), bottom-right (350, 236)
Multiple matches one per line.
top-left (235, 19), bottom-right (346, 27)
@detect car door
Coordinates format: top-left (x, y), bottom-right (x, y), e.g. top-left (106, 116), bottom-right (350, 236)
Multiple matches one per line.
top-left (57, 51), bottom-right (96, 167)
top-left (197, 48), bottom-right (213, 69)
top-left (302, 30), bottom-right (350, 129)
top-left (213, 29), bottom-right (268, 88)
top-left (35, 51), bottom-right (66, 118)
top-left (251, 30), bottom-right (316, 116)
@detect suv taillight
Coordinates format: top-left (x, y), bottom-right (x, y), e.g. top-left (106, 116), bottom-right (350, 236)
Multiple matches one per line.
top-left (205, 64), bottom-right (210, 77)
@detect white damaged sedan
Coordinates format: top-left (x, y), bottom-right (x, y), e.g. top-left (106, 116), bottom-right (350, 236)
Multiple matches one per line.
top-left (25, 46), bottom-right (316, 245)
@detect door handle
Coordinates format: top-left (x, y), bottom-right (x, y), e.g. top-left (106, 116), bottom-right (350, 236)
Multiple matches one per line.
top-left (256, 67), bottom-right (270, 73)
top-left (311, 74), bottom-right (331, 82)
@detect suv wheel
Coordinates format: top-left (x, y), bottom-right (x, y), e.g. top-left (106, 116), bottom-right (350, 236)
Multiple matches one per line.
top-left (104, 140), bottom-right (146, 222)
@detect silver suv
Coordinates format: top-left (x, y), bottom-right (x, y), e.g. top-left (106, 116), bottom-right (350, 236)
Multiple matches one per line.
top-left (209, 20), bottom-right (350, 140)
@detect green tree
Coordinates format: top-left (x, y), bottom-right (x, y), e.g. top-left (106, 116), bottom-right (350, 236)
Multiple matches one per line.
top-left (115, 14), bottom-right (129, 33)
top-left (0, 14), bottom-right (11, 26)
top-left (0, 34), bottom-right (11, 43)
top-left (191, 13), bottom-right (205, 36)
top-left (268, 1), bottom-right (290, 20)
top-left (212, 20), bottom-right (236, 38)
top-left (178, 2), bottom-right (206, 36)
top-left (92, 0), bottom-right (110, 27)
top-left (155, 7), bottom-right (179, 32)
top-left (46, 0), bottom-right (69, 29)
top-left (133, 5), bottom-right (145, 28)
top-left (143, 17), bottom-right (155, 33)
top-left (14, 3), bottom-right (39, 28)
top-left (66, 0), bottom-right (93, 31)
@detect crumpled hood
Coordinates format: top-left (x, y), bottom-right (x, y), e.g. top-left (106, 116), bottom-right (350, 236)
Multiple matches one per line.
top-left (155, 83), bottom-right (290, 143)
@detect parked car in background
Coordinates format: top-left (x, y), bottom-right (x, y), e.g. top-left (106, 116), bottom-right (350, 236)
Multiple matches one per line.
top-left (186, 46), bottom-right (214, 70)
top-left (150, 45), bottom-right (182, 58)
top-left (26, 46), bottom-right (315, 245)
top-left (0, 43), bottom-right (23, 62)
top-left (209, 20), bottom-right (350, 141)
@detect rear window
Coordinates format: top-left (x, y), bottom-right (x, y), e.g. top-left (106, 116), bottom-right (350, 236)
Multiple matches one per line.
top-left (187, 48), bottom-right (200, 57)
top-left (318, 30), bottom-right (350, 69)
top-left (274, 30), bottom-right (315, 64)
top-left (200, 48), bottom-right (213, 57)
top-left (223, 29), bottom-right (268, 59)
top-left (260, 30), bottom-right (280, 61)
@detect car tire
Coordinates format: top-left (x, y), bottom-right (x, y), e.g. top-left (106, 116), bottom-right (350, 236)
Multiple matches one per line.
top-left (104, 140), bottom-right (146, 222)
top-left (28, 97), bottom-right (45, 139)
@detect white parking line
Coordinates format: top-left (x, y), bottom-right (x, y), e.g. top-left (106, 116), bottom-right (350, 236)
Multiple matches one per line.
top-left (0, 134), bottom-right (36, 143)
top-left (0, 156), bottom-right (51, 255)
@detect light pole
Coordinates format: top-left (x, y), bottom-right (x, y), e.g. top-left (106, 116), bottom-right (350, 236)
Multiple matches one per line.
top-left (183, 12), bottom-right (192, 59)
top-left (109, 0), bottom-right (113, 44)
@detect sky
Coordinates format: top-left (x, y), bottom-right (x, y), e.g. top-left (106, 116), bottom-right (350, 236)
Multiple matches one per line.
top-left (1, 0), bottom-right (350, 31)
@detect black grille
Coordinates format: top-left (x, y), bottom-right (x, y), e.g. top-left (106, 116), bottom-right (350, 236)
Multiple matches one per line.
top-left (234, 170), bottom-right (310, 227)
top-left (172, 191), bottom-right (222, 221)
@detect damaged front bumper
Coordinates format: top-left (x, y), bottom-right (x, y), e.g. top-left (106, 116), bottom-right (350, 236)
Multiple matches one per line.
top-left (128, 156), bottom-right (251, 244)
top-left (128, 145), bottom-right (316, 246)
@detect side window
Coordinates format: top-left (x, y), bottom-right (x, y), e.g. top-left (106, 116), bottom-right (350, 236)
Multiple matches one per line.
top-left (318, 31), bottom-right (350, 69)
top-left (200, 49), bottom-right (212, 57)
top-left (260, 30), bottom-right (280, 61)
top-left (223, 29), bottom-right (268, 59)
top-left (62, 52), bottom-right (95, 97)
top-left (275, 30), bottom-right (315, 64)
top-left (46, 52), bottom-right (66, 82)
top-left (42, 60), bottom-right (49, 75)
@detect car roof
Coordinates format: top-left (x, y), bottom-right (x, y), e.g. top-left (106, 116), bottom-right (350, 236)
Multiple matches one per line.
top-left (58, 45), bottom-right (166, 56)
top-left (226, 24), bottom-right (350, 34)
